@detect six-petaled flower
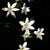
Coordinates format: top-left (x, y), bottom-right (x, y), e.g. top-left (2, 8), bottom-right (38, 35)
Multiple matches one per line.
top-left (18, 42), bottom-right (30, 50)
top-left (2, 2), bottom-right (20, 18)
top-left (34, 28), bottom-right (45, 40)
top-left (19, 17), bottom-right (35, 34)
top-left (21, 3), bottom-right (30, 15)
top-left (23, 32), bottom-right (31, 41)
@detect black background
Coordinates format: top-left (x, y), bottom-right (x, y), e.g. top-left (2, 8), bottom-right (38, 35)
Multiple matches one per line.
top-left (0, 0), bottom-right (50, 50)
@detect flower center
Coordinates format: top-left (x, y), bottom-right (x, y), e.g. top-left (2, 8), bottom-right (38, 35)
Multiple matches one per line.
top-left (25, 24), bottom-right (28, 28)
top-left (25, 23), bottom-right (28, 28)
top-left (25, 34), bottom-right (29, 38)
top-left (9, 8), bottom-right (11, 11)
top-left (22, 48), bottom-right (24, 50)
top-left (24, 8), bottom-right (26, 11)
top-left (37, 32), bottom-right (41, 35)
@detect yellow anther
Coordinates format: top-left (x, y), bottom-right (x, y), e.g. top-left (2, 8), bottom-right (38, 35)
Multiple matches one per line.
top-left (25, 35), bottom-right (29, 38)
top-left (25, 24), bottom-right (28, 28)
top-left (24, 8), bottom-right (26, 11)
top-left (38, 32), bottom-right (41, 35)
top-left (22, 49), bottom-right (24, 50)
top-left (9, 8), bottom-right (11, 11)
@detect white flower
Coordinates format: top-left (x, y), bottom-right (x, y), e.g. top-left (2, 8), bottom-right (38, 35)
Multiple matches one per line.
top-left (34, 28), bottom-right (45, 40)
top-left (21, 3), bottom-right (30, 15)
top-left (19, 17), bottom-right (35, 34)
top-left (1, 2), bottom-right (20, 18)
top-left (18, 42), bottom-right (30, 50)
top-left (23, 32), bottom-right (31, 41)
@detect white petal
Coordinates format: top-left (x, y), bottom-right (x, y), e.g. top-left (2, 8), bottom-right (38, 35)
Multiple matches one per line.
top-left (19, 21), bottom-right (25, 26)
top-left (37, 28), bottom-right (40, 32)
top-left (41, 28), bottom-right (44, 32)
top-left (25, 11), bottom-right (27, 15)
top-left (7, 2), bottom-right (10, 8)
top-left (12, 8), bottom-right (20, 11)
top-left (6, 11), bottom-right (10, 17)
top-left (23, 3), bottom-right (26, 6)
top-left (2, 8), bottom-right (8, 11)
top-left (25, 32), bottom-right (30, 35)
top-left (23, 42), bottom-right (27, 48)
top-left (36, 35), bottom-right (39, 38)
top-left (21, 10), bottom-right (24, 14)
top-left (24, 37), bottom-right (26, 41)
top-left (19, 45), bottom-right (22, 49)
top-left (41, 33), bottom-right (45, 35)
top-left (26, 7), bottom-right (30, 12)
top-left (23, 34), bottom-right (26, 41)
top-left (21, 7), bottom-right (25, 9)
top-left (25, 48), bottom-right (30, 50)
top-left (25, 32), bottom-right (27, 34)
top-left (11, 11), bottom-right (16, 18)
top-left (23, 35), bottom-right (25, 37)
top-left (25, 17), bottom-right (29, 23)
top-left (25, 29), bottom-right (30, 34)
top-left (29, 26), bottom-right (35, 30)
top-left (22, 27), bottom-right (25, 31)
top-left (11, 3), bottom-right (17, 8)
top-left (23, 3), bottom-right (26, 7)
top-left (18, 49), bottom-right (20, 50)
top-left (37, 35), bottom-right (43, 40)
top-left (39, 36), bottom-right (43, 40)
top-left (28, 20), bottom-right (35, 26)
top-left (28, 0), bottom-right (30, 2)
top-left (34, 31), bottom-right (37, 35)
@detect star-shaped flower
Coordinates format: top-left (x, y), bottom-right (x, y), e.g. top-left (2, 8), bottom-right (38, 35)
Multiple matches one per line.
top-left (21, 3), bottom-right (30, 15)
top-left (2, 2), bottom-right (20, 18)
top-left (34, 28), bottom-right (45, 40)
top-left (19, 17), bottom-right (35, 34)
top-left (18, 42), bottom-right (30, 50)
top-left (23, 32), bottom-right (31, 41)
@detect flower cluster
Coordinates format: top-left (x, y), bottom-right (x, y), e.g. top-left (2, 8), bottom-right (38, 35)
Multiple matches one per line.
top-left (21, 3), bottom-right (30, 15)
top-left (1, 0), bottom-right (45, 50)
top-left (19, 17), bottom-right (35, 41)
top-left (19, 17), bottom-right (45, 41)
top-left (2, 2), bottom-right (30, 18)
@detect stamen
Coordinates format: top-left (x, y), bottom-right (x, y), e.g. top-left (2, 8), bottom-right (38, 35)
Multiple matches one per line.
top-left (25, 23), bottom-right (28, 28)
top-left (24, 8), bottom-right (26, 11)
top-left (25, 34), bottom-right (29, 38)
top-left (37, 32), bottom-right (41, 35)
top-left (25, 24), bottom-right (28, 27)
top-left (22, 48), bottom-right (24, 50)
top-left (9, 8), bottom-right (11, 11)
